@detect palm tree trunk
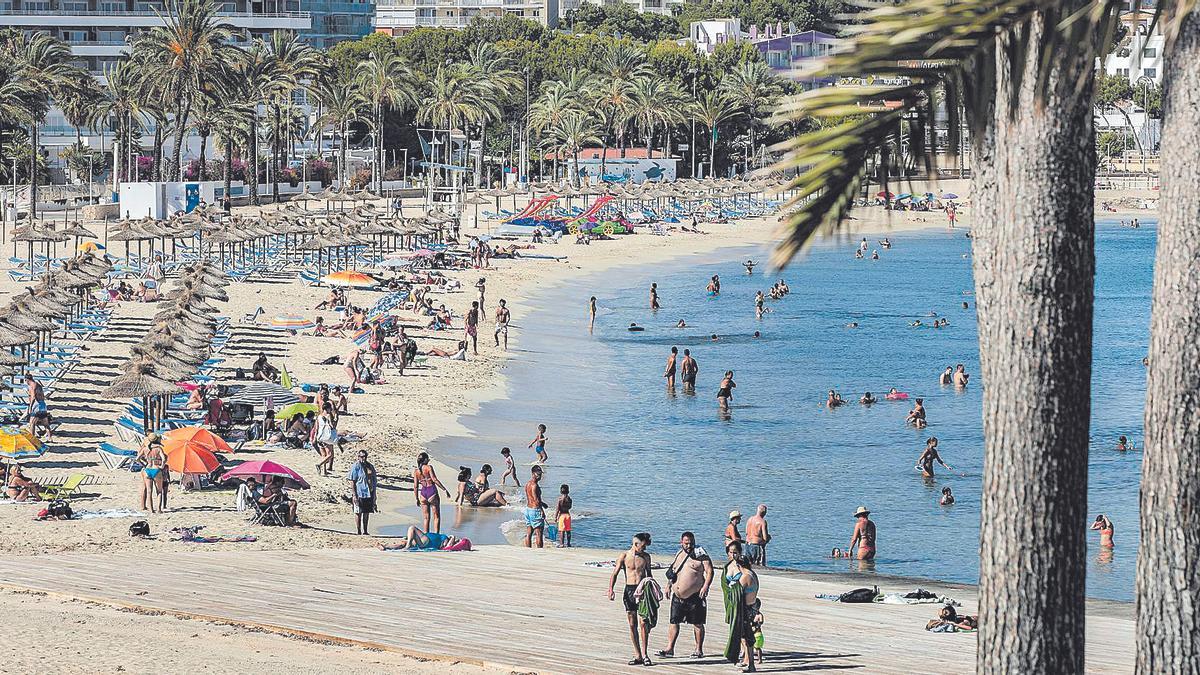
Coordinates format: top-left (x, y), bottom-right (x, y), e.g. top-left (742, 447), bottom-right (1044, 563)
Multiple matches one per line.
top-left (1137, 11), bottom-right (1200, 670)
top-left (153, 125), bottom-right (163, 182)
top-left (223, 137), bottom-right (232, 206)
top-left (709, 126), bottom-right (716, 180)
top-left (272, 104), bottom-right (281, 203)
top-left (248, 112), bottom-right (259, 205)
top-left (971, 14), bottom-right (1096, 674)
top-left (170, 94), bottom-right (192, 181)
top-left (28, 123), bottom-right (38, 220)
top-left (112, 133), bottom-right (122, 196)
top-left (599, 133), bottom-right (609, 179)
top-left (339, 120), bottom-right (348, 189)
top-left (572, 148), bottom-right (580, 187)
top-left (646, 124), bottom-right (652, 160)
top-left (198, 132), bottom-right (208, 181)
top-left (475, 122), bottom-right (486, 188)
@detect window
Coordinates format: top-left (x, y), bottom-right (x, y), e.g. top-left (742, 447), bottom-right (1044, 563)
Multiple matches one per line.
top-left (1117, 68), bottom-right (1130, 77)
top-left (1143, 47), bottom-right (1157, 58)
top-left (1143, 67), bottom-right (1157, 78)
top-left (61, 1), bottom-right (88, 9)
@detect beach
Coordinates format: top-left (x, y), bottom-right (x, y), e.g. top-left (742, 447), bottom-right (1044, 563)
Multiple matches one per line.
top-left (0, 183), bottom-right (1154, 671)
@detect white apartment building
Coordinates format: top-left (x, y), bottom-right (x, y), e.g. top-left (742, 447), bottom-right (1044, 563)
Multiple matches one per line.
top-left (568, 0), bottom-right (681, 18)
top-left (1102, 7), bottom-right (1164, 84)
top-left (691, 17), bottom-right (740, 54)
top-left (374, 0), bottom-right (556, 33)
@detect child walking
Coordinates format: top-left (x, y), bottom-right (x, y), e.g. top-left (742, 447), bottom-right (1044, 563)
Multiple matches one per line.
top-left (499, 447), bottom-right (520, 487)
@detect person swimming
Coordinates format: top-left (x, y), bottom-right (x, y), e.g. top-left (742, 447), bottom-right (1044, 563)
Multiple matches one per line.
top-left (676, 319), bottom-right (687, 328)
top-left (826, 390), bottom-right (845, 408)
top-left (744, 260), bottom-right (757, 275)
top-left (628, 323), bottom-right (645, 332)
top-left (1116, 435), bottom-right (1133, 451)
top-left (940, 487), bottom-right (955, 505)
top-left (1091, 514), bottom-right (1115, 548)
top-left (860, 392), bottom-right (876, 405)
top-left (753, 331), bottom-right (761, 339)
top-left (846, 322), bottom-right (859, 328)
top-left (710, 334), bottom-right (719, 341)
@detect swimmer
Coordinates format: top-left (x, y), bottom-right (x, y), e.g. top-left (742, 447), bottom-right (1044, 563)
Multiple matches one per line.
top-left (1091, 514), bottom-right (1115, 548)
top-left (910, 320), bottom-right (923, 327)
top-left (753, 331), bottom-right (761, 339)
top-left (855, 249), bottom-right (864, 260)
top-left (650, 283), bottom-right (661, 310)
top-left (940, 366), bottom-right (953, 385)
top-left (717, 370), bottom-right (736, 410)
top-left (859, 237), bottom-right (868, 252)
top-left (962, 301), bottom-right (969, 309)
top-left (706, 275), bottom-right (721, 295)
top-left (589, 296), bottom-right (597, 330)
top-left (744, 259), bottom-right (757, 275)
top-left (1116, 435), bottom-right (1134, 451)
top-left (628, 322), bottom-right (644, 332)
top-left (860, 392), bottom-right (876, 405)
top-left (710, 334), bottom-right (719, 341)
top-left (906, 398), bottom-right (927, 428)
top-left (916, 437), bottom-right (949, 478)
top-left (880, 238), bottom-right (891, 249)
top-left (846, 322), bottom-right (859, 328)
top-left (952, 363), bottom-right (968, 387)
top-left (871, 249), bottom-right (879, 260)
top-left (826, 390), bottom-right (845, 408)
top-left (940, 486), bottom-right (955, 505)
top-left (676, 319), bottom-right (687, 328)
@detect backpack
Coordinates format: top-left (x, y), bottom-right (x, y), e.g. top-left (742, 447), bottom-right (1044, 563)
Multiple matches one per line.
top-left (129, 520), bottom-right (150, 537)
top-left (838, 586), bottom-right (880, 603)
top-left (48, 500), bottom-right (72, 519)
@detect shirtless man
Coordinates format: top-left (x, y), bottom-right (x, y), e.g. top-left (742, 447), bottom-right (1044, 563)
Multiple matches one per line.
top-left (953, 363), bottom-right (970, 387)
top-left (25, 374), bottom-right (51, 440)
top-left (664, 347), bottom-right (678, 389)
top-left (745, 504), bottom-right (771, 566)
top-left (589, 296), bottom-right (597, 331)
top-left (849, 506), bottom-right (876, 560)
top-left (465, 301), bottom-right (480, 355)
top-left (523, 466), bottom-right (548, 548)
top-left (494, 299), bottom-right (510, 350)
top-left (650, 283), bottom-right (661, 310)
top-left (906, 398), bottom-right (927, 428)
top-left (706, 275), bottom-right (721, 295)
top-left (658, 532), bottom-right (713, 659)
top-left (939, 366), bottom-right (953, 385)
top-left (917, 437), bottom-right (950, 478)
top-left (725, 510), bottom-right (743, 546)
top-left (608, 532), bottom-right (655, 666)
top-left (680, 349), bottom-right (698, 393)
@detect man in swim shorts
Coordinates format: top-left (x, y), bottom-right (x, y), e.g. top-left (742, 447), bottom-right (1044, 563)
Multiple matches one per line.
top-left (680, 350), bottom-right (697, 392)
top-left (608, 532), bottom-right (654, 666)
top-left (524, 466), bottom-right (547, 548)
top-left (745, 504), bottom-right (771, 565)
top-left (658, 531), bottom-right (713, 659)
top-left (664, 347), bottom-right (678, 390)
top-left (494, 299), bottom-right (510, 350)
top-left (465, 301), bottom-right (480, 355)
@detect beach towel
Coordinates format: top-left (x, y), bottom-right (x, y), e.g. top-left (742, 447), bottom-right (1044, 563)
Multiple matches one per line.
top-left (636, 578), bottom-right (663, 629)
top-left (723, 573), bottom-right (745, 663)
top-left (879, 590), bottom-right (961, 606)
top-left (181, 535), bottom-right (258, 543)
top-left (279, 365), bottom-right (293, 390)
top-left (72, 508), bottom-right (144, 520)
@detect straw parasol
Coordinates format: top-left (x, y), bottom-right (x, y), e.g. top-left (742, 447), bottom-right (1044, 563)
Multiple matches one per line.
top-left (0, 323), bottom-right (37, 347)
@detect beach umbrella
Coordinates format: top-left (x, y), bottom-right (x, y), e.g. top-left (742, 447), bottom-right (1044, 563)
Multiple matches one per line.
top-left (225, 381), bottom-right (300, 409)
top-left (896, 193), bottom-right (912, 200)
top-left (270, 313), bottom-right (316, 331)
top-left (323, 270), bottom-right (376, 288)
top-left (0, 323), bottom-right (36, 347)
top-left (276, 402), bottom-right (318, 419)
top-left (77, 241), bottom-right (105, 254)
top-left (0, 426), bottom-right (45, 461)
top-left (163, 443), bottom-right (220, 474)
top-left (940, 193), bottom-right (959, 199)
top-left (0, 352), bottom-right (26, 366)
top-left (163, 427), bottom-right (234, 456)
top-left (375, 257), bottom-right (410, 269)
top-left (220, 460), bottom-right (310, 489)
top-left (876, 191), bottom-right (895, 199)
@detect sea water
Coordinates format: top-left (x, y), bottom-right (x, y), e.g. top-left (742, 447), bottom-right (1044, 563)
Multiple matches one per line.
top-left (432, 220), bottom-right (1152, 602)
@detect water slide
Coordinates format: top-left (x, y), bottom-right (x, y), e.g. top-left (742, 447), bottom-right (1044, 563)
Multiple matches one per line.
top-left (504, 195), bottom-right (559, 223)
top-left (564, 195), bottom-right (615, 224)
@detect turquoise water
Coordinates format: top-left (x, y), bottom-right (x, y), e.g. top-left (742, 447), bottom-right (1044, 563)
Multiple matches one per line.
top-left (434, 220), bottom-right (1152, 602)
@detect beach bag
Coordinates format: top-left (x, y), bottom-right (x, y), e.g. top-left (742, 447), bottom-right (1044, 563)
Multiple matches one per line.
top-left (838, 586), bottom-right (880, 603)
top-left (235, 367), bottom-right (246, 379)
top-left (48, 500), bottom-right (72, 519)
top-left (129, 520), bottom-right (150, 537)
top-left (315, 419), bottom-right (337, 445)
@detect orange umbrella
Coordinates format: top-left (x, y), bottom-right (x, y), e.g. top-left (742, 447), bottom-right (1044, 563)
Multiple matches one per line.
top-left (163, 427), bottom-right (234, 455)
top-left (163, 444), bottom-right (220, 474)
top-left (322, 270), bottom-right (377, 287)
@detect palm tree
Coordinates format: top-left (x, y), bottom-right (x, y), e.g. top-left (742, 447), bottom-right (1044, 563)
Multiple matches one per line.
top-left (627, 74), bottom-right (676, 160)
top-left (770, 1), bottom-right (1118, 671)
top-left (547, 111), bottom-right (600, 186)
top-left (598, 42), bottom-right (650, 158)
top-left (134, 0), bottom-right (236, 181)
top-left (263, 30), bottom-right (320, 201)
top-left (590, 74), bottom-right (633, 177)
top-left (235, 39), bottom-right (273, 204)
top-left (211, 99), bottom-right (252, 205)
top-left (720, 61), bottom-right (782, 174)
top-left (530, 77), bottom-right (587, 182)
top-left (418, 64), bottom-right (491, 189)
top-left (356, 48), bottom-right (414, 193)
top-left (313, 73), bottom-right (365, 189)
top-left (463, 42), bottom-right (518, 188)
top-left (96, 59), bottom-right (145, 191)
top-left (691, 91), bottom-right (739, 179)
top-left (59, 76), bottom-right (105, 150)
top-left (0, 30), bottom-right (81, 218)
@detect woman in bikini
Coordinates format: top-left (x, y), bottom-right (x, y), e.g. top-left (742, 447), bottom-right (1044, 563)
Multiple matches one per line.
top-left (1091, 514), bottom-right (1115, 548)
top-left (137, 435), bottom-right (166, 513)
top-left (718, 371), bottom-right (736, 410)
top-left (413, 452), bottom-right (451, 533)
top-left (5, 465), bottom-right (41, 502)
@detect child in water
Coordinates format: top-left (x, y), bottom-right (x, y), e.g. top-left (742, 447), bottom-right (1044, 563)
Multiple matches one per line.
top-left (940, 486), bottom-right (955, 505)
top-left (499, 447), bottom-right (520, 487)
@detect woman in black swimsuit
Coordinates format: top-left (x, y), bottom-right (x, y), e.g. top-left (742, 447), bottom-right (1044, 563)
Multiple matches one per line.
top-left (717, 371), bottom-right (736, 409)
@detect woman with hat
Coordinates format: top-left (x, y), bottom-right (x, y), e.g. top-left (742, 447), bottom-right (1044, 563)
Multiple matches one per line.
top-left (848, 506), bottom-right (876, 560)
top-left (725, 510), bottom-right (744, 547)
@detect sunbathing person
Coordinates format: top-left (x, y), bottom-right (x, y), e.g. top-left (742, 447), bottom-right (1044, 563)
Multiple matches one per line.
top-left (376, 525), bottom-right (471, 551)
top-left (5, 465), bottom-right (41, 502)
top-left (252, 353), bottom-right (279, 382)
top-left (315, 289), bottom-right (340, 310)
top-left (185, 385), bottom-right (207, 410)
top-left (459, 465), bottom-right (508, 507)
top-left (425, 341), bottom-right (468, 360)
top-left (258, 476), bottom-right (298, 526)
top-left (926, 605), bottom-right (978, 631)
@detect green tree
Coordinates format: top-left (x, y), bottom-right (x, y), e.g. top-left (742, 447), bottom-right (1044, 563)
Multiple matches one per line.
top-left (463, 42), bottom-right (519, 187)
top-left (565, 3), bottom-right (683, 42)
top-left (263, 30), bottom-right (321, 201)
top-left (627, 74), bottom-right (677, 159)
top-left (719, 60), bottom-right (782, 172)
top-left (313, 73), bottom-right (365, 189)
top-left (356, 48), bottom-right (415, 192)
top-left (133, 0), bottom-right (236, 181)
top-left (530, 74), bottom-right (588, 181)
top-left (691, 90), bottom-right (740, 178)
top-left (546, 111), bottom-right (600, 185)
top-left (96, 59), bottom-right (146, 190)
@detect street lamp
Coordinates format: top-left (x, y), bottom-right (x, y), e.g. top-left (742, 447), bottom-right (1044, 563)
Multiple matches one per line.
top-left (523, 66), bottom-right (530, 184)
top-left (689, 67), bottom-right (698, 178)
top-left (1135, 74), bottom-right (1154, 177)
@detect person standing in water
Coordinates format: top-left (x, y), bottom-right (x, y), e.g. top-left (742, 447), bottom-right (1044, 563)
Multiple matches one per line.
top-left (953, 364), bottom-right (970, 387)
top-left (608, 532), bottom-right (655, 666)
top-left (745, 505), bottom-right (771, 566)
top-left (917, 437), bottom-right (950, 478)
top-left (848, 506), bottom-right (876, 560)
top-left (707, 275), bottom-right (721, 295)
top-left (524, 465), bottom-right (548, 548)
top-left (1091, 514), bottom-right (1115, 548)
top-left (589, 296), bottom-right (597, 331)
top-left (650, 283), bottom-right (661, 310)
top-left (754, 291), bottom-right (765, 319)
top-left (744, 260), bottom-right (756, 275)
top-left (939, 366), bottom-right (953, 385)
top-left (494, 299), bottom-right (510, 350)
top-left (680, 349), bottom-right (698, 393)
top-left (529, 423), bottom-right (549, 463)
top-left (664, 347), bottom-right (678, 390)
top-left (717, 371), bottom-right (736, 410)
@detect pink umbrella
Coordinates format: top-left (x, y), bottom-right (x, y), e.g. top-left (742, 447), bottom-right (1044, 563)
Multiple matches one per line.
top-left (220, 460), bottom-right (311, 489)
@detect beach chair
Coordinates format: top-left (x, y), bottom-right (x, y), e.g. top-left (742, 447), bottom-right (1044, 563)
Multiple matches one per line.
top-left (97, 442), bottom-right (137, 471)
top-left (249, 498), bottom-right (286, 526)
top-left (242, 306), bottom-right (264, 324)
top-left (40, 473), bottom-right (86, 500)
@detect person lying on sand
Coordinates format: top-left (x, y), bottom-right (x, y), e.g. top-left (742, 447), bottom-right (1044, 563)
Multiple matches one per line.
top-left (926, 605), bottom-right (978, 632)
top-left (425, 341), bottom-right (467, 360)
top-left (377, 526), bottom-right (471, 551)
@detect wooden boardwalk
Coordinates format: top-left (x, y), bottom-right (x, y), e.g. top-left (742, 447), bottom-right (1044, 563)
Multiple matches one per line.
top-left (0, 546), bottom-right (1133, 673)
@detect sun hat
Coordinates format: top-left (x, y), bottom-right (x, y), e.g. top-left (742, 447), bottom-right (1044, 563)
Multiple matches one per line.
top-left (729, 510), bottom-right (742, 520)
top-left (854, 506), bottom-right (871, 517)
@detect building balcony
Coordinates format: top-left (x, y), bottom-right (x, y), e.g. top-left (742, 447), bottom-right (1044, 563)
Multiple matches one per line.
top-left (0, 9), bottom-right (310, 30)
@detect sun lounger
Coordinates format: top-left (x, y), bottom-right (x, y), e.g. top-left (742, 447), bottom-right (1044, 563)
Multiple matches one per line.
top-left (97, 442), bottom-right (138, 471)
top-left (40, 473), bottom-right (86, 500)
